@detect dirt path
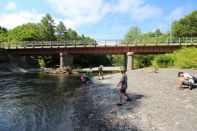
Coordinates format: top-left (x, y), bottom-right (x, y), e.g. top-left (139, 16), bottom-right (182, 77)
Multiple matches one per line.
top-left (72, 68), bottom-right (197, 131)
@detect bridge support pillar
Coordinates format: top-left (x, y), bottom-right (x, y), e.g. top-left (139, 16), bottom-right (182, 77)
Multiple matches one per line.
top-left (60, 53), bottom-right (64, 69)
top-left (60, 53), bottom-right (73, 69)
top-left (127, 52), bottom-right (134, 70)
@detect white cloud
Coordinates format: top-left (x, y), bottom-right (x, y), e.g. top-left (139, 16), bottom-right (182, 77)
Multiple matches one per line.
top-left (47, 0), bottom-right (161, 28)
top-left (115, 0), bottom-right (161, 21)
top-left (166, 7), bottom-right (185, 21)
top-left (5, 1), bottom-right (16, 10)
top-left (0, 11), bottom-right (43, 29)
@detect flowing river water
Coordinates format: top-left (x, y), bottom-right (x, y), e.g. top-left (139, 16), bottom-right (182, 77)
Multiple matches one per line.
top-left (0, 73), bottom-right (81, 131)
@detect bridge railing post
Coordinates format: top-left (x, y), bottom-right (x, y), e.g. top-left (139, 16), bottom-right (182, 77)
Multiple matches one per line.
top-left (50, 41), bottom-right (52, 48)
top-left (125, 40), bottom-right (128, 47)
top-left (74, 40), bottom-right (76, 47)
top-left (41, 41), bottom-right (43, 48)
top-left (84, 40), bottom-right (86, 47)
top-left (178, 38), bottom-right (181, 45)
top-left (33, 41), bottom-right (35, 48)
top-left (155, 37), bottom-right (157, 45)
top-left (7, 42), bottom-right (10, 49)
top-left (94, 40), bottom-right (96, 47)
top-left (64, 41), bottom-right (66, 48)
top-left (24, 42), bottom-right (26, 49)
top-left (167, 38), bottom-right (169, 45)
top-left (16, 42), bottom-right (18, 49)
top-left (191, 37), bottom-right (193, 45)
top-left (57, 41), bottom-right (59, 48)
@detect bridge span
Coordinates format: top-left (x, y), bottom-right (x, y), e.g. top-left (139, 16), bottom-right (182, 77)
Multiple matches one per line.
top-left (1, 40), bottom-right (197, 70)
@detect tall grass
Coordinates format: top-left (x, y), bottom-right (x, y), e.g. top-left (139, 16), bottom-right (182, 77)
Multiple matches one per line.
top-left (174, 47), bottom-right (197, 68)
top-left (152, 47), bottom-right (197, 68)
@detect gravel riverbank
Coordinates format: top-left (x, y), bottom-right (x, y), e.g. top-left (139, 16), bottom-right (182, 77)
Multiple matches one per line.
top-left (72, 68), bottom-right (197, 131)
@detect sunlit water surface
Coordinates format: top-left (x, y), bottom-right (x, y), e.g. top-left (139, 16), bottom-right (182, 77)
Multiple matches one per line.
top-left (0, 73), bottom-right (81, 131)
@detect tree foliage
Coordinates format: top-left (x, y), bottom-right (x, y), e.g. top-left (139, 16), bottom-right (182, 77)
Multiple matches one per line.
top-left (39, 14), bottom-right (56, 41)
top-left (111, 55), bottom-right (124, 66)
top-left (56, 21), bottom-right (67, 41)
top-left (0, 26), bottom-right (8, 42)
top-left (124, 26), bottom-right (141, 40)
top-left (172, 10), bottom-right (197, 37)
top-left (8, 23), bottom-right (41, 42)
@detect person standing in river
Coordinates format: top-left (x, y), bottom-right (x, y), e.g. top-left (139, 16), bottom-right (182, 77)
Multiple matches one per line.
top-left (116, 67), bottom-right (132, 107)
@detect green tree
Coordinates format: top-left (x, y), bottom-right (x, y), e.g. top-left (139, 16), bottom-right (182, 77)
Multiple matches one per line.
top-left (172, 10), bottom-right (197, 37)
top-left (39, 14), bottom-right (55, 41)
top-left (64, 28), bottom-right (78, 40)
top-left (143, 32), bottom-right (155, 38)
top-left (56, 21), bottom-right (66, 41)
top-left (0, 26), bottom-right (8, 42)
top-left (124, 26), bottom-right (141, 40)
top-left (122, 26), bottom-right (141, 44)
top-left (154, 29), bottom-right (162, 37)
top-left (8, 23), bottom-right (41, 42)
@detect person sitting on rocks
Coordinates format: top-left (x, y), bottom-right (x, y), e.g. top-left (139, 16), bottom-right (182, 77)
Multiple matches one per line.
top-left (116, 67), bottom-right (132, 107)
top-left (178, 72), bottom-right (193, 90)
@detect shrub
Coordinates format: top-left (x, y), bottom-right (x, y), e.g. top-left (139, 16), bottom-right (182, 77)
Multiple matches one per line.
top-left (152, 54), bottom-right (175, 68)
top-left (111, 55), bottom-right (124, 66)
top-left (38, 59), bottom-right (46, 67)
top-left (134, 55), bottom-right (154, 68)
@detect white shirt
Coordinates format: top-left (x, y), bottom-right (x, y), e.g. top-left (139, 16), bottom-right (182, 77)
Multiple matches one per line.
top-left (183, 73), bottom-right (193, 79)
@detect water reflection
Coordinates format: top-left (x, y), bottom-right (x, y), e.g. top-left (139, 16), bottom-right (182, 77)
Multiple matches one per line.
top-left (0, 73), bottom-right (81, 131)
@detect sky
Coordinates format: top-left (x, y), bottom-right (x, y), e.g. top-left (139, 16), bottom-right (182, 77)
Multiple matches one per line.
top-left (0, 0), bottom-right (196, 39)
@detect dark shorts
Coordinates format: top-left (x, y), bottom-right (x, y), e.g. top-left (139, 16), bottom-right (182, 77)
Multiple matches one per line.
top-left (120, 88), bottom-right (126, 93)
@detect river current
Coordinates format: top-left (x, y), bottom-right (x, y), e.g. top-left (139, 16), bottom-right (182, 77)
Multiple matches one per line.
top-left (0, 73), bottom-right (81, 131)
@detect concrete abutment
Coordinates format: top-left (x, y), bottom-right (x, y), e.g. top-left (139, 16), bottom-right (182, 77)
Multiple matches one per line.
top-left (127, 52), bottom-right (134, 70)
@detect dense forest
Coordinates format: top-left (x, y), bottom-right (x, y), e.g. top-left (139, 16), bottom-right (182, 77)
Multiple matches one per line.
top-left (0, 10), bottom-right (197, 68)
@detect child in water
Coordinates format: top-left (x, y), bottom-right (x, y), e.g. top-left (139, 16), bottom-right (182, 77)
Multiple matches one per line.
top-left (80, 75), bottom-right (91, 96)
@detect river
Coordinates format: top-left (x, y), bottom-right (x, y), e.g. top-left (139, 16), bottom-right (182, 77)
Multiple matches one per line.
top-left (0, 73), bottom-right (81, 131)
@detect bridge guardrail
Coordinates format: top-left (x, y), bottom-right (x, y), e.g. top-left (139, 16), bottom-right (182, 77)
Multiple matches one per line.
top-left (1, 37), bottom-right (197, 49)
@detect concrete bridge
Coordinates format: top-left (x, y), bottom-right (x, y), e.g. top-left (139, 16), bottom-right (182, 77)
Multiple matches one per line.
top-left (1, 38), bottom-right (197, 70)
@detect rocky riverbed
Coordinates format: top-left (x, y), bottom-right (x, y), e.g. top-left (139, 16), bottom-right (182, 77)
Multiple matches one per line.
top-left (71, 68), bottom-right (197, 131)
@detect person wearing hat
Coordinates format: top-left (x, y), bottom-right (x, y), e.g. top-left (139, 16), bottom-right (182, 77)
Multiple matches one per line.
top-left (116, 67), bottom-right (132, 107)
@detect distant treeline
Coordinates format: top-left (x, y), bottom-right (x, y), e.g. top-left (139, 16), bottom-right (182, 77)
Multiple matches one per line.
top-left (0, 14), bottom-right (94, 42)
